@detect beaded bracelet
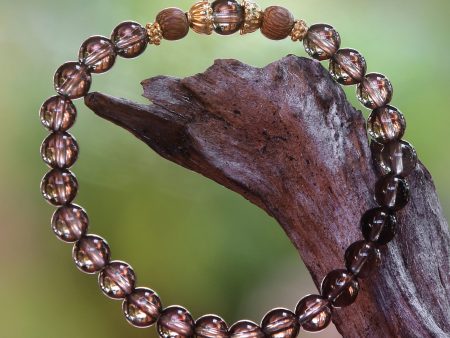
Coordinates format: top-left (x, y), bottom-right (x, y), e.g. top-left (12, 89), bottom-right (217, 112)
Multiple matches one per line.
top-left (39, 1), bottom-right (417, 337)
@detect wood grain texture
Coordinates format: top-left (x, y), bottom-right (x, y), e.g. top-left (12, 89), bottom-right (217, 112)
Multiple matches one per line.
top-left (85, 56), bottom-right (450, 338)
top-left (156, 7), bottom-right (189, 41)
top-left (261, 6), bottom-right (295, 40)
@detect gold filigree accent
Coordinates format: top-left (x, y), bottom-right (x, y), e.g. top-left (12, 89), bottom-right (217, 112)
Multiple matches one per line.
top-left (240, 0), bottom-right (263, 35)
top-left (146, 22), bottom-right (163, 45)
top-left (187, 1), bottom-right (214, 35)
top-left (291, 20), bottom-right (308, 42)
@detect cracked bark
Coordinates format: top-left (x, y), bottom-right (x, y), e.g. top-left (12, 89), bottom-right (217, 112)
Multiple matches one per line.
top-left (85, 55), bottom-right (450, 338)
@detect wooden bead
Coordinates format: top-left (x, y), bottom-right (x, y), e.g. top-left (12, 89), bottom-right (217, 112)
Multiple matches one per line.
top-left (261, 6), bottom-right (294, 40)
top-left (156, 7), bottom-right (189, 41)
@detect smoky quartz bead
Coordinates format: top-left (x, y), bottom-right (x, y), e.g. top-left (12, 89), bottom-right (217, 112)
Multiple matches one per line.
top-left (212, 0), bottom-right (244, 35)
top-left (357, 73), bottom-right (393, 109)
top-left (329, 48), bottom-right (367, 85)
top-left (261, 308), bottom-right (299, 338)
top-left (378, 140), bottom-right (417, 177)
top-left (111, 21), bottom-right (148, 58)
top-left (229, 320), bottom-right (265, 338)
top-left (51, 204), bottom-right (88, 242)
top-left (375, 174), bottom-right (410, 211)
top-left (54, 62), bottom-right (91, 99)
top-left (99, 261), bottom-right (136, 299)
top-left (361, 207), bottom-right (397, 245)
top-left (123, 287), bottom-right (162, 328)
top-left (41, 169), bottom-right (78, 206)
top-left (345, 240), bottom-right (381, 278)
top-left (40, 132), bottom-right (79, 169)
top-left (72, 234), bottom-right (111, 274)
top-left (368, 105), bottom-right (406, 143)
top-left (157, 306), bottom-right (195, 338)
top-left (295, 295), bottom-right (332, 332)
top-left (79, 35), bottom-right (116, 73)
top-left (195, 314), bottom-right (229, 338)
top-left (40, 96), bottom-right (76, 132)
top-left (303, 24), bottom-right (341, 61)
top-left (321, 269), bottom-right (359, 308)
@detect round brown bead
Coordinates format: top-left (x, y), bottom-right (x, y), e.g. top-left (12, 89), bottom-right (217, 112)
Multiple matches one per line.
top-left (72, 234), bottom-right (111, 274)
top-left (368, 105), bottom-right (406, 143)
top-left (40, 96), bottom-right (77, 132)
top-left (357, 73), bottom-right (393, 109)
top-left (321, 269), bottom-right (359, 308)
top-left (329, 48), bottom-right (367, 85)
top-left (195, 314), bottom-right (229, 338)
top-left (54, 62), bottom-right (91, 99)
top-left (378, 140), bottom-right (418, 177)
top-left (51, 204), bottom-right (89, 242)
top-left (99, 260), bottom-right (136, 299)
top-left (304, 24), bottom-right (341, 61)
top-left (41, 169), bottom-right (78, 206)
top-left (361, 207), bottom-right (397, 245)
top-left (40, 132), bottom-right (79, 169)
top-left (375, 174), bottom-right (410, 211)
top-left (111, 21), bottom-right (148, 58)
top-left (123, 287), bottom-right (162, 328)
top-left (157, 306), bottom-right (195, 338)
top-left (295, 295), bottom-right (332, 332)
top-left (261, 308), bottom-right (299, 338)
top-left (229, 320), bottom-right (265, 338)
top-left (260, 6), bottom-right (295, 40)
top-left (156, 7), bottom-right (190, 40)
top-left (79, 35), bottom-right (116, 73)
top-left (212, 0), bottom-right (244, 35)
top-left (345, 240), bottom-right (381, 278)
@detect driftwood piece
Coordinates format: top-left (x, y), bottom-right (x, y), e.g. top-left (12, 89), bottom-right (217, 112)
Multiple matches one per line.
top-left (85, 56), bottom-right (450, 338)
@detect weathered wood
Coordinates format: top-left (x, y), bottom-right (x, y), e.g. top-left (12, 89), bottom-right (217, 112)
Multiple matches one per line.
top-left (85, 55), bottom-right (450, 338)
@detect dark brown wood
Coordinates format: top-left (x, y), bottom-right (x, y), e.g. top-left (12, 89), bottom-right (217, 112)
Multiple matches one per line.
top-left (85, 55), bottom-right (450, 338)
top-left (156, 7), bottom-right (189, 41)
top-left (261, 6), bottom-right (294, 40)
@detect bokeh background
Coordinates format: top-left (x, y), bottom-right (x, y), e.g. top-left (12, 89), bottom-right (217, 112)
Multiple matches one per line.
top-left (0, 0), bottom-right (449, 337)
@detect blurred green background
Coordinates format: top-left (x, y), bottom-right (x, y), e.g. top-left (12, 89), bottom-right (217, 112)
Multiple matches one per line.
top-left (0, 0), bottom-right (449, 337)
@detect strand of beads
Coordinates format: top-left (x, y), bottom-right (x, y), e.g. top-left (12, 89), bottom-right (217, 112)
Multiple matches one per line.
top-left (39, 1), bottom-right (417, 337)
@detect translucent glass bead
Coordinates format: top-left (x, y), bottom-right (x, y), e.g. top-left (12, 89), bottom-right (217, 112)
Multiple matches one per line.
top-left (368, 105), bottom-right (406, 143)
top-left (157, 306), bottom-right (195, 338)
top-left (344, 240), bottom-right (381, 278)
top-left (261, 308), bottom-right (299, 338)
top-left (212, 0), bottom-right (244, 35)
top-left (111, 21), bottom-right (148, 58)
top-left (40, 96), bottom-right (76, 132)
top-left (321, 269), bottom-right (359, 308)
top-left (379, 140), bottom-right (417, 177)
top-left (375, 174), bottom-right (410, 211)
top-left (54, 62), bottom-right (91, 99)
top-left (361, 207), bottom-right (397, 245)
top-left (295, 295), bottom-right (332, 332)
top-left (51, 204), bottom-right (88, 242)
top-left (72, 234), bottom-right (111, 274)
top-left (357, 73), bottom-right (393, 109)
top-left (79, 35), bottom-right (116, 73)
top-left (99, 261), bottom-right (136, 299)
top-left (123, 287), bottom-right (162, 328)
top-left (329, 48), bottom-right (367, 85)
top-left (195, 314), bottom-right (229, 338)
top-left (41, 169), bottom-right (78, 206)
top-left (40, 132), bottom-right (79, 169)
top-left (303, 24), bottom-right (341, 61)
top-left (229, 320), bottom-right (265, 338)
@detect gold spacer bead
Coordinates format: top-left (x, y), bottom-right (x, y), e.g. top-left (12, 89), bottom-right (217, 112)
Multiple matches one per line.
top-left (146, 22), bottom-right (163, 45)
top-left (187, 1), bottom-right (214, 35)
top-left (291, 19), bottom-right (308, 42)
top-left (240, 0), bottom-right (263, 35)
